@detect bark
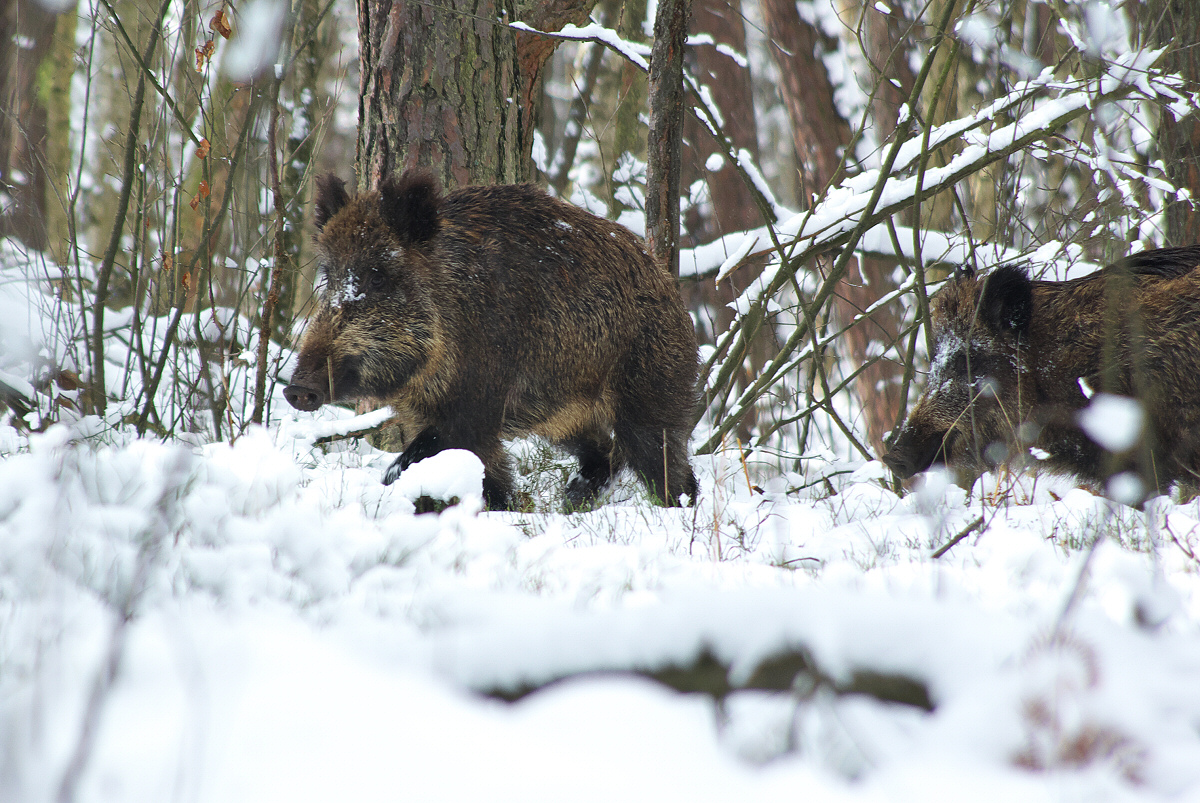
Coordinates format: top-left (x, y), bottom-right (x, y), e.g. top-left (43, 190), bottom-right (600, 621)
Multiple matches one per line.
top-left (478, 648), bottom-right (933, 711)
top-left (546, 36), bottom-right (608, 195)
top-left (644, 0), bottom-right (691, 277)
top-left (760, 0), bottom-right (849, 199)
top-left (42, 6), bottom-right (78, 267)
top-left (357, 0), bottom-right (598, 191)
top-left (1143, 0), bottom-right (1200, 246)
top-left (680, 0), bottom-right (759, 243)
top-left (276, 0), bottom-right (331, 335)
top-left (0, 0), bottom-right (58, 251)
top-left (679, 0), bottom-right (765, 441)
top-left (614, 0), bottom-right (648, 171)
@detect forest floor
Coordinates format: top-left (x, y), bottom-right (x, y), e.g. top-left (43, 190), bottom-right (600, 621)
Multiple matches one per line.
top-left (3, 246), bottom-right (1200, 802)
top-left (3, 402), bottom-right (1200, 801)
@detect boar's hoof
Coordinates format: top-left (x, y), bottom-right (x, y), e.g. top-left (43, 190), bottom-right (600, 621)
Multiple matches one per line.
top-left (283, 383), bottom-right (325, 412)
top-left (564, 474), bottom-right (602, 511)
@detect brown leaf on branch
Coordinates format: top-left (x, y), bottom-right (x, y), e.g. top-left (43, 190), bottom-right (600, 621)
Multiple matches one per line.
top-left (189, 180), bottom-right (210, 210)
top-left (195, 39), bottom-right (215, 71)
top-left (196, 138), bottom-right (210, 159)
top-left (55, 370), bottom-right (82, 391)
top-left (211, 9), bottom-right (232, 38)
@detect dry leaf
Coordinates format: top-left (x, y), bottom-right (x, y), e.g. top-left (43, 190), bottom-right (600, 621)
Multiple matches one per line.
top-left (56, 370), bottom-right (81, 391)
top-left (195, 39), bottom-right (215, 71)
top-left (181, 272), bottom-right (192, 293)
top-left (211, 8), bottom-right (232, 38)
top-left (190, 180), bottom-right (211, 210)
top-left (196, 138), bottom-right (211, 159)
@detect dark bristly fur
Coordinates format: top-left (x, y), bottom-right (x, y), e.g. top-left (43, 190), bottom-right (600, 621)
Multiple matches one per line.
top-left (284, 169), bottom-right (699, 510)
top-left (882, 245), bottom-right (1200, 502)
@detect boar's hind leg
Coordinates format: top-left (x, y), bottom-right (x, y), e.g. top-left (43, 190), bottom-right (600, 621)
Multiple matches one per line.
top-left (616, 423), bottom-right (697, 507)
top-left (475, 437), bottom-right (516, 511)
top-left (560, 430), bottom-right (618, 509)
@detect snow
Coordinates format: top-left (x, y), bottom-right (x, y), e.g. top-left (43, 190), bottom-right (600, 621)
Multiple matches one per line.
top-left (1078, 394), bottom-right (1145, 453)
top-left (6, 7), bottom-right (1200, 799)
top-left (2, 397), bottom-right (1200, 801)
top-left (388, 448), bottom-right (485, 506)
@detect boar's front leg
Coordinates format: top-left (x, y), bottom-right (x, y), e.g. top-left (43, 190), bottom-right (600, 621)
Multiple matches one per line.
top-left (382, 427), bottom-right (444, 486)
top-left (381, 425), bottom-right (515, 511)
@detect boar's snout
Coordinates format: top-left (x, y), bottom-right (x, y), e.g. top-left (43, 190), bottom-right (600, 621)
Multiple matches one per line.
top-left (882, 427), bottom-right (947, 480)
top-left (284, 382), bottom-right (327, 412)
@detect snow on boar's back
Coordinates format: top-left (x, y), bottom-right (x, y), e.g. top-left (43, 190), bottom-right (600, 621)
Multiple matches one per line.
top-left (882, 245), bottom-right (1200, 503)
top-left (283, 170), bottom-right (699, 510)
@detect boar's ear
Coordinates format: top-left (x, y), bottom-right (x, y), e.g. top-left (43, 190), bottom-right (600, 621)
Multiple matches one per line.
top-left (314, 174), bottom-right (350, 232)
top-left (380, 170), bottom-right (442, 245)
top-left (978, 264), bottom-right (1033, 335)
top-left (955, 264), bottom-right (975, 281)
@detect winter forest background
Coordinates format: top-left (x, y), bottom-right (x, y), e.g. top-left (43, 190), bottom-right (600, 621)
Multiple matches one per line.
top-left (3, 0), bottom-right (1200, 800)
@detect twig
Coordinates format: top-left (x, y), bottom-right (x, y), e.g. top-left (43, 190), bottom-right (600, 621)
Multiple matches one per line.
top-left (1163, 516), bottom-right (1198, 563)
top-left (931, 514), bottom-right (986, 559)
top-left (89, 0), bottom-right (171, 416)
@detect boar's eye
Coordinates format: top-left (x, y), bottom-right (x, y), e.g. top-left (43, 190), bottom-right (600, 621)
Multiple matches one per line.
top-left (367, 272), bottom-right (386, 292)
top-left (948, 350), bottom-right (997, 380)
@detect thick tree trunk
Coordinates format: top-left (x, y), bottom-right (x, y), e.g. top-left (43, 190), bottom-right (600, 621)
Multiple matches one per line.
top-left (837, 4), bottom-right (921, 457)
top-left (0, 0), bottom-right (58, 251)
top-left (680, 0), bottom-right (765, 441)
top-left (357, 0), bottom-right (598, 191)
top-left (760, 0), bottom-right (849, 199)
top-left (680, 0), bottom-right (759, 243)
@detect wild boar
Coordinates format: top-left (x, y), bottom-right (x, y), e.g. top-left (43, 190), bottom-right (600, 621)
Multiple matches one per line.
top-left (283, 169), bottom-right (699, 510)
top-left (882, 245), bottom-right (1200, 501)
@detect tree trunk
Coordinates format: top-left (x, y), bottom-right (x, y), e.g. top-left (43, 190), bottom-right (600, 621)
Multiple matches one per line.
top-left (760, 0), bottom-right (849, 199)
top-left (0, 0), bottom-right (59, 251)
top-left (680, 0), bottom-right (760, 243)
top-left (762, 0), bottom-right (923, 457)
top-left (679, 0), bottom-right (766, 441)
top-left (612, 0), bottom-right (648, 217)
top-left (645, 0), bottom-right (691, 277)
top-left (357, 0), bottom-right (598, 191)
top-left (1143, 0), bottom-right (1200, 246)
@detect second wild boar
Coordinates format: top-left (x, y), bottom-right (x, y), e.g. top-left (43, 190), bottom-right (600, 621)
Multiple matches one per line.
top-left (882, 245), bottom-right (1200, 501)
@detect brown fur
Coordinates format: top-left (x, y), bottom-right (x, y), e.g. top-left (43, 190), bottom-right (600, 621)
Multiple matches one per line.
top-left (284, 170), bottom-right (699, 510)
top-left (882, 246), bottom-right (1200, 500)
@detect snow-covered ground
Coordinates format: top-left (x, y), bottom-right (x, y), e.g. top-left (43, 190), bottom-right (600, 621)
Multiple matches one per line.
top-left (2, 402), bottom-right (1200, 802)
